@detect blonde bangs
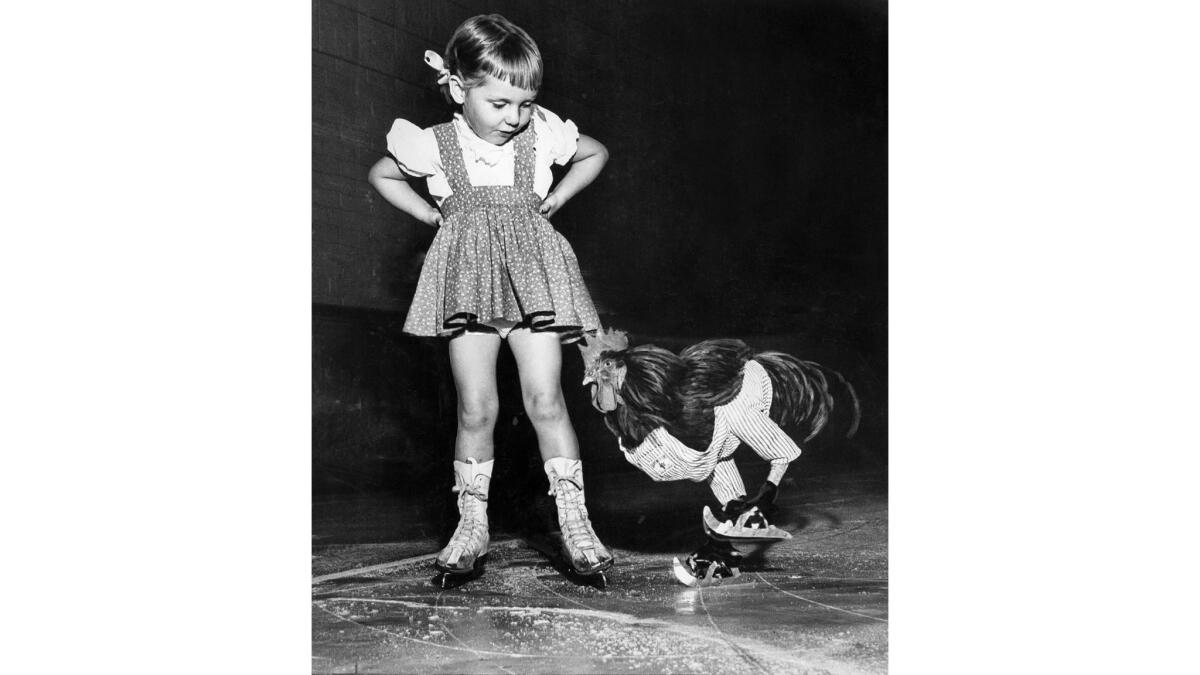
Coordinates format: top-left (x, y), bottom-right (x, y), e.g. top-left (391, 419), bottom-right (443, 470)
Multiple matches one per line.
top-left (486, 43), bottom-right (542, 92)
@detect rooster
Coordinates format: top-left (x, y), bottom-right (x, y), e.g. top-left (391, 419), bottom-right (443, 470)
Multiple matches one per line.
top-left (579, 328), bottom-right (860, 585)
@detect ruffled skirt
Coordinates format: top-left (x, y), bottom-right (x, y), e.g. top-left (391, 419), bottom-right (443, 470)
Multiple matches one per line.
top-left (403, 204), bottom-right (600, 339)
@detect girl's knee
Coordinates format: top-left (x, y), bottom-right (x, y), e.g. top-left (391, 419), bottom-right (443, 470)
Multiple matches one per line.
top-left (523, 390), bottom-right (567, 425)
top-left (458, 397), bottom-right (499, 432)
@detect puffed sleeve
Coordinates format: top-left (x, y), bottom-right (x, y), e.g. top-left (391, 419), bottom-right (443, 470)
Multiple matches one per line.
top-left (385, 119), bottom-right (440, 177)
top-left (533, 105), bottom-right (580, 166)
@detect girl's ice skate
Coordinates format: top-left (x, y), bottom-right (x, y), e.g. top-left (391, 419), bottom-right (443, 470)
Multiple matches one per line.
top-left (545, 457), bottom-right (614, 587)
top-left (433, 459), bottom-right (491, 589)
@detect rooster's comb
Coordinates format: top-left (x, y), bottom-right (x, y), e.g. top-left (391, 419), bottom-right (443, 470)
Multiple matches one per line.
top-left (579, 328), bottom-right (630, 367)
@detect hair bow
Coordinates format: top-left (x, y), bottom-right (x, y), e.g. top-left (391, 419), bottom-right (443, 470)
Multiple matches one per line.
top-left (423, 50), bottom-right (451, 86)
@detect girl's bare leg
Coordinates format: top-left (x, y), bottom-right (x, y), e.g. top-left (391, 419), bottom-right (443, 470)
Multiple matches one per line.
top-left (508, 328), bottom-right (612, 574)
top-left (448, 332), bottom-right (502, 462)
top-left (506, 328), bottom-right (578, 462)
top-left (436, 331), bottom-right (503, 575)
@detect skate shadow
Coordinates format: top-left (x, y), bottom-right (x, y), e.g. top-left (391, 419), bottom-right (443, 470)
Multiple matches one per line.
top-left (737, 542), bottom-right (795, 570)
top-left (785, 509), bottom-right (842, 533)
top-left (587, 486), bottom-right (839, 554)
top-left (584, 478), bottom-right (718, 553)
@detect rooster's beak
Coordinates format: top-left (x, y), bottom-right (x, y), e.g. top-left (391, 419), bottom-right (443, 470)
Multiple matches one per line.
top-left (582, 375), bottom-right (594, 386)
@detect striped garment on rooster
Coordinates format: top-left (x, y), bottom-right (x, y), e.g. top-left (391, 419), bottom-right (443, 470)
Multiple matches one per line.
top-left (579, 328), bottom-right (859, 583)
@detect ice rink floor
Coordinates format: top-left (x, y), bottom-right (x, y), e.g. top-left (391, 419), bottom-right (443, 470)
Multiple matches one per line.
top-left (313, 466), bottom-right (887, 674)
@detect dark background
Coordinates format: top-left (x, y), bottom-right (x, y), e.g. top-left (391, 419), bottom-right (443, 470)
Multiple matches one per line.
top-left (312, 0), bottom-right (886, 499)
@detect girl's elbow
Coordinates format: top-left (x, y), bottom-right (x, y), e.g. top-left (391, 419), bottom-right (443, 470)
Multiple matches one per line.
top-left (366, 164), bottom-right (382, 187)
top-left (368, 158), bottom-right (402, 185)
top-left (581, 143), bottom-right (608, 170)
top-left (576, 136), bottom-right (608, 165)
top-left (591, 139), bottom-right (609, 161)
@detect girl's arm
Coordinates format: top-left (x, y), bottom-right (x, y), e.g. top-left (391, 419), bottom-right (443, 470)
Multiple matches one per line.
top-left (367, 157), bottom-right (443, 227)
top-left (538, 134), bottom-right (608, 218)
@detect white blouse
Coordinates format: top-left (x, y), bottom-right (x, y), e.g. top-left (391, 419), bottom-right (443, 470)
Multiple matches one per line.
top-left (385, 106), bottom-right (580, 203)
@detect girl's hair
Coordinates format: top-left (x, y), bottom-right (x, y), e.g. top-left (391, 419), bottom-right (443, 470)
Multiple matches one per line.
top-left (442, 14), bottom-right (542, 100)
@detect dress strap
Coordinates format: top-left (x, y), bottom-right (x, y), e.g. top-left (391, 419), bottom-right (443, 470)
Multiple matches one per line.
top-left (433, 119), bottom-right (538, 195)
top-left (431, 122), bottom-right (472, 195)
top-left (512, 122), bottom-right (536, 191)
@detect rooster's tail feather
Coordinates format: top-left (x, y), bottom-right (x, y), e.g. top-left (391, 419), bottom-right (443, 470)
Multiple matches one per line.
top-left (754, 351), bottom-right (860, 443)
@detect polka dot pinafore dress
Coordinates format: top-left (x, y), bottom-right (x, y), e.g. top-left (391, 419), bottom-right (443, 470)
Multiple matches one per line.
top-left (402, 120), bottom-right (600, 340)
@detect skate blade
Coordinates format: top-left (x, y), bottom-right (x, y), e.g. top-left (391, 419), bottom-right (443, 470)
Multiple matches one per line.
top-left (572, 557), bottom-right (615, 577)
top-left (571, 561), bottom-right (613, 589)
top-left (431, 555), bottom-right (487, 589)
top-left (702, 506), bottom-right (793, 541)
top-left (432, 566), bottom-right (483, 589)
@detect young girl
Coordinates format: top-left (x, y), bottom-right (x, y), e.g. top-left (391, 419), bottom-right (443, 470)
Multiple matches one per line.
top-left (367, 14), bottom-right (613, 581)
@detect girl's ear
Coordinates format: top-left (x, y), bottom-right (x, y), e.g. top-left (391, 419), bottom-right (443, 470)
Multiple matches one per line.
top-left (448, 75), bottom-right (468, 104)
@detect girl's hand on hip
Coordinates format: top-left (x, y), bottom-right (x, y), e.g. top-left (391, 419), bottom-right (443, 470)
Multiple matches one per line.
top-left (425, 207), bottom-right (444, 228)
top-left (538, 193), bottom-right (562, 219)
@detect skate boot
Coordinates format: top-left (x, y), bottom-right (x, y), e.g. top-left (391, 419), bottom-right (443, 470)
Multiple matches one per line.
top-left (544, 457), bottom-right (614, 582)
top-left (673, 538), bottom-right (744, 587)
top-left (702, 504), bottom-right (792, 541)
top-left (702, 482), bottom-right (791, 542)
top-left (434, 458), bottom-right (492, 587)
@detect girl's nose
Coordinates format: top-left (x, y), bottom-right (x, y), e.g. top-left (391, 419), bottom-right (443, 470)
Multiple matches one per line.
top-left (504, 108), bottom-right (520, 126)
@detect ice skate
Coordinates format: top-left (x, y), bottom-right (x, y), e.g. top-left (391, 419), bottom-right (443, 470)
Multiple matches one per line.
top-left (672, 538), bottom-right (744, 587)
top-left (433, 459), bottom-right (491, 588)
top-left (702, 504), bottom-right (792, 542)
top-left (545, 457), bottom-right (614, 586)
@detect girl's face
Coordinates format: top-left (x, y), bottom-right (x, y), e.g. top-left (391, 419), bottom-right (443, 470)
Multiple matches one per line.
top-left (450, 74), bottom-right (537, 146)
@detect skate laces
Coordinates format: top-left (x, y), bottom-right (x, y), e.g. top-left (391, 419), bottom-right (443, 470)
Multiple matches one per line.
top-left (446, 484), bottom-right (488, 549)
top-left (446, 513), bottom-right (486, 555)
top-left (552, 478), bottom-right (605, 552)
top-left (550, 477), bottom-right (588, 517)
top-left (561, 517), bottom-right (597, 547)
top-left (447, 515), bottom-right (486, 550)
